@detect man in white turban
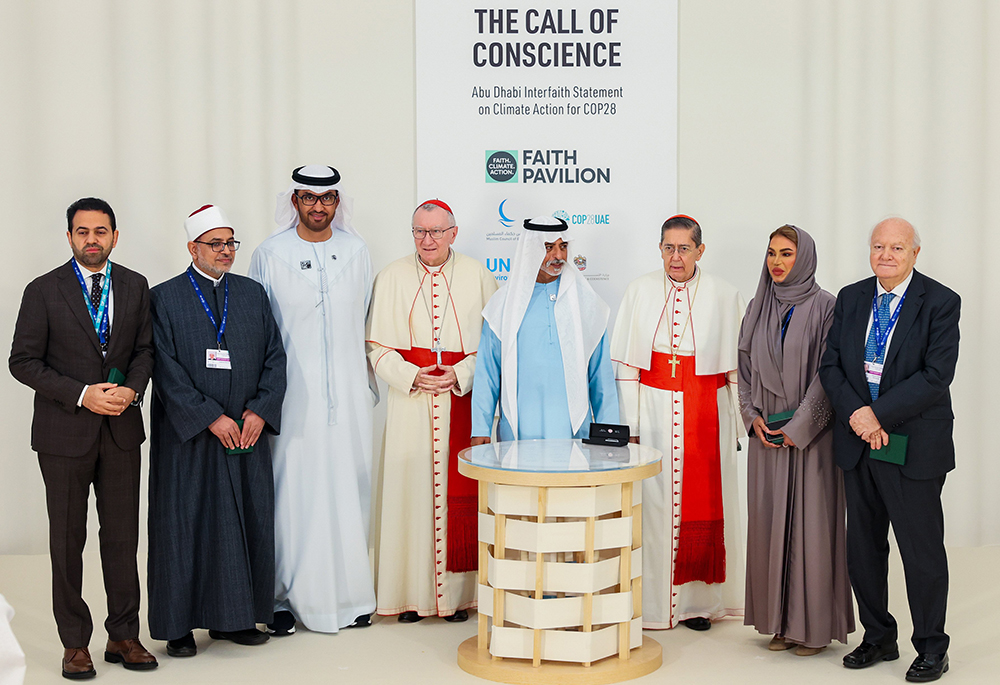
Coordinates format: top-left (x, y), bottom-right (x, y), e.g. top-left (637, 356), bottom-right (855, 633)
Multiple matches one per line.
top-left (248, 165), bottom-right (378, 635)
top-left (470, 216), bottom-right (618, 443)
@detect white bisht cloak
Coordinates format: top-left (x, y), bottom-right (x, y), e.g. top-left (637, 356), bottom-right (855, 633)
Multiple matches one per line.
top-left (248, 227), bottom-right (378, 633)
top-left (611, 267), bottom-right (746, 629)
top-left (367, 250), bottom-right (497, 616)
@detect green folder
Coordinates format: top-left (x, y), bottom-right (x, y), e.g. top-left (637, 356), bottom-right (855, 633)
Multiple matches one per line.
top-left (107, 367), bottom-right (126, 385)
top-left (869, 433), bottom-right (907, 466)
top-left (764, 410), bottom-right (796, 445)
top-left (225, 419), bottom-right (254, 455)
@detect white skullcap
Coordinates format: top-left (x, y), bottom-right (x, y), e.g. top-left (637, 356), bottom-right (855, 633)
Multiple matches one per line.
top-left (184, 204), bottom-right (233, 242)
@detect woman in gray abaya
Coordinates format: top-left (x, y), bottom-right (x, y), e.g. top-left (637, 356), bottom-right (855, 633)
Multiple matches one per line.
top-left (737, 225), bottom-right (854, 655)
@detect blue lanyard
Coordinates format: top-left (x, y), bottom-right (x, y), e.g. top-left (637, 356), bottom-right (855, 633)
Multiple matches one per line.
top-left (187, 267), bottom-right (228, 348)
top-left (870, 289), bottom-right (907, 359)
top-left (780, 305), bottom-right (795, 343)
top-left (71, 259), bottom-right (111, 345)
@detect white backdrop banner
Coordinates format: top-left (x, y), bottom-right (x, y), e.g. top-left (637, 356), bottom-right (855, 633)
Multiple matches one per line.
top-left (416, 1), bottom-right (678, 317)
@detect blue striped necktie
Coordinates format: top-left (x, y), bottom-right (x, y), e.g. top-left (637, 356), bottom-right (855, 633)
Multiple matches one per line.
top-left (865, 293), bottom-right (895, 400)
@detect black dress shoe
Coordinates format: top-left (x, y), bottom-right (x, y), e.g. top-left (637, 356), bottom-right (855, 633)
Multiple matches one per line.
top-left (682, 617), bottom-right (711, 631)
top-left (843, 641), bottom-right (900, 669)
top-left (208, 628), bottom-right (270, 645)
top-left (166, 632), bottom-right (197, 657)
top-left (266, 610), bottom-right (296, 637)
top-left (348, 614), bottom-right (371, 628)
top-left (906, 653), bottom-right (949, 682)
top-left (444, 609), bottom-right (469, 623)
top-left (398, 611), bottom-right (424, 623)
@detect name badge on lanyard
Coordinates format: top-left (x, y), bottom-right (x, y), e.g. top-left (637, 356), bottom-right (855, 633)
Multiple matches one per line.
top-left (866, 289), bottom-right (906, 386)
top-left (187, 268), bottom-right (231, 370)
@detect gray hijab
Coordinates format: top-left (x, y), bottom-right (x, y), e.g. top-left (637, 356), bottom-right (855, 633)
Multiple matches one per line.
top-left (737, 225), bottom-right (822, 405)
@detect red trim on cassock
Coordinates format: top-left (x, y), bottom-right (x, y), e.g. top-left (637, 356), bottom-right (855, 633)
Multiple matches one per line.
top-left (399, 346), bottom-right (477, 574)
top-left (640, 352), bottom-right (726, 585)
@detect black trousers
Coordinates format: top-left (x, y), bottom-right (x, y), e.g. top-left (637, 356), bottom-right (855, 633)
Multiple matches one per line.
top-left (843, 456), bottom-right (949, 655)
top-left (37, 419), bottom-right (141, 648)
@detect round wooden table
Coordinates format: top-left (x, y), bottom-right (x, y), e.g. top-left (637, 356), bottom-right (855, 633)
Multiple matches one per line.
top-left (457, 439), bottom-right (662, 685)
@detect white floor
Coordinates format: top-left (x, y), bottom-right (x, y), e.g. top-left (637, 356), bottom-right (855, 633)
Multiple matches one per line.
top-left (1, 547), bottom-right (997, 684)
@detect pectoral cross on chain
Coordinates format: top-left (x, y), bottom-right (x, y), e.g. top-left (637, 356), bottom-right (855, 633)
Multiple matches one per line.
top-left (432, 340), bottom-right (446, 366)
top-left (668, 354), bottom-right (680, 378)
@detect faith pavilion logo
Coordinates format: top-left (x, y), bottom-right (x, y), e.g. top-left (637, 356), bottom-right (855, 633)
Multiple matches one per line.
top-left (485, 150), bottom-right (518, 183)
top-left (573, 255), bottom-right (587, 271)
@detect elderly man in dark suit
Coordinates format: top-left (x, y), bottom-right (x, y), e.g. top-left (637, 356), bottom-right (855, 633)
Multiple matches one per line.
top-left (9, 197), bottom-right (157, 678)
top-left (147, 205), bottom-right (285, 658)
top-left (820, 217), bottom-right (960, 683)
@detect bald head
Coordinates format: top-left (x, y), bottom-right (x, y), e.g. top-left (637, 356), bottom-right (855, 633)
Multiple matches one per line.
top-left (869, 217), bottom-right (920, 291)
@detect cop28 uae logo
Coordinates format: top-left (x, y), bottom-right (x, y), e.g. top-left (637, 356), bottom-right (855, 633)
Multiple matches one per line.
top-left (485, 150), bottom-right (518, 183)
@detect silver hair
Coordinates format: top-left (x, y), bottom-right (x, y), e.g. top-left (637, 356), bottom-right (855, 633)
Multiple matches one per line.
top-left (869, 216), bottom-right (921, 248)
top-left (413, 202), bottom-right (455, 226)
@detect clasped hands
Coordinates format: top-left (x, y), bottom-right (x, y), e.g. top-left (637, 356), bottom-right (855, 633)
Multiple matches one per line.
top-left (83, 383), bottom-right (134, 416)
top-left (751, 416), bottom-right (796, 449)
top-left (849, 406), bottom-right (889, 450)
top-left (209, 409), bottom-right (265, 451)
top-left (411, 364), bottom-right (458, 395)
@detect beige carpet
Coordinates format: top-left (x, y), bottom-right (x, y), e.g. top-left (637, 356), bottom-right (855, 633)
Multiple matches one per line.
top-left (1, 547), bottom-right (997, 684)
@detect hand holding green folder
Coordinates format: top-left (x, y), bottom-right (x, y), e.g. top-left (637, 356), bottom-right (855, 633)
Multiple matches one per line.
top-left (225, 419), bottom-right (254, 455)
top-left (869, 433), bottom-right (907, 466)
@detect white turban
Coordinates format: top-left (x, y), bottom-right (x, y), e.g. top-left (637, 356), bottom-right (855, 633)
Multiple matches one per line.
top-left (184, 204), bottom-right (233, 242)
top-left (272, 164), bottom-right (359, 238)
top-left (482, 216), bottom-right (610, 436)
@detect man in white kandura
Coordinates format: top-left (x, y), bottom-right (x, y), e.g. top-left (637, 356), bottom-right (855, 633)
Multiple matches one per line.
top-left (611, 214), bottom-right (745, 631)
top-left (471, 216), bottom-right (618, 444)
top-left (248, 165), bottom-right (378, 635)
top-left (368, 199), bottom-right (497, 624)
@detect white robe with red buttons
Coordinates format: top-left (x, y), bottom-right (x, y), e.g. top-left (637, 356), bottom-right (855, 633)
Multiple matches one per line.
top-left (366, 251), bottom-right (497, 616)
top-left (611, 267), bottom-right (746, 629)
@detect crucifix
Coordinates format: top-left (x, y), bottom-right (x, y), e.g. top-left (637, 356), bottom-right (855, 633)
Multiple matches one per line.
top-left (432, 340), bottom-right (446, 366)
top-left (668, 354), bottom-right (680, 378)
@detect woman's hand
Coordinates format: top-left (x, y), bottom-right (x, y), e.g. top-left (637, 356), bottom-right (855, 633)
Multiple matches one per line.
top-left (752, 416), bottom-right (782, 449)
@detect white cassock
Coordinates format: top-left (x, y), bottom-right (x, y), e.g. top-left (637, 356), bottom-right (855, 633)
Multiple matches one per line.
top-left (611, 267), bottom-right (746, 629)
top-left (367, 251), bottom-right (497, 616)
top-left (248, 227), bottom-right (377, 632)
top-left (0, 594), bottom-right (25, 685)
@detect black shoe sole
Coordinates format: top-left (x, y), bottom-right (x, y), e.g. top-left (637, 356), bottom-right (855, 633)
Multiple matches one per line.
top-left (61, 669), bottom-right (96, 680)
top-left (682, 619), bottom-right (711, 631)
top-left (104, 652), bottom-right (158, 670)
top-left (397, 613), bottom-right (425, 623)
top-left (444, 612), bottom-right (469, 623)
top-left (844, 650), bottom-right (900, 669)
top-left (166, 645), bottom-right (197, 657)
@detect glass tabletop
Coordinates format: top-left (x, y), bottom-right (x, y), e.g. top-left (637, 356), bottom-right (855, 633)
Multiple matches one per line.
top-left (461, 439), bottom-right (662, 474)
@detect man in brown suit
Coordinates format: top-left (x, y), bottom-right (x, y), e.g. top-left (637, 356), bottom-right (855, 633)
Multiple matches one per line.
top-left (9, 197), bottom-right (157, 678)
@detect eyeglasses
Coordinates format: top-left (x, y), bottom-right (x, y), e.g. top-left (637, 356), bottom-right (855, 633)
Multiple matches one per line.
top-left (296, 192), bottom-right (339, 206)
top-left (412, 226), bottom-right (455, 239)
top-left (193, 239), bottom-right (241, 252)
top-left (661, 244), bottom-right (694, 255)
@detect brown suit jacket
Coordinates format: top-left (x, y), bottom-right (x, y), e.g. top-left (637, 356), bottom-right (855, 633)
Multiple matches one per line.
top-left (9, 259), bottom-right (154, 456)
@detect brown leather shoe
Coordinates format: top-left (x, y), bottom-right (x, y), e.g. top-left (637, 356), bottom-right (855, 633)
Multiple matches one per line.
top-left (104, 638), bottom-right (158, 671)
top-left (62, 647), bottom-right (96, 680)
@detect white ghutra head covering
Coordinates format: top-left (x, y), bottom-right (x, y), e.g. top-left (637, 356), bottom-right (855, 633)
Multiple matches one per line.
top-left (271, 164), bottom-right (359, 237)
top-left (482, 215), bottom-right (610, 436)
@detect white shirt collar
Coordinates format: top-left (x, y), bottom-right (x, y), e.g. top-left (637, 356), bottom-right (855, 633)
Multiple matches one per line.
top-left (191, 262), bottom-right (225, 287)
top-left (876, 269), bottom-right (914, 299)
top-left (74, 259), bottom-right (109, 282)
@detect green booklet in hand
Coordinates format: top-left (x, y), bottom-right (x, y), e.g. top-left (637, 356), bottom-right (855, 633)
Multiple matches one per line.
top-left (225, 419), bottom-right (254, 455)
top-left (107, 367), bottom-right (126, 385)
top-left (765, 410), bottom-right (795, 445)
top-left (869, 433), bottom-right (907, 466)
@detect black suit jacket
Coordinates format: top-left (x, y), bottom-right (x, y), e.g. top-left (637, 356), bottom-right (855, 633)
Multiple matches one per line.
top-left (9, 259), bottom-right (154, 456)
top-left (819, 269), bottom-right (960, 480)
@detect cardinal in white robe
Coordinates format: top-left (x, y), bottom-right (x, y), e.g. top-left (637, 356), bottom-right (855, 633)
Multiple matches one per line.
top-left (368, 200), bottom-right (497, 622)
top-left (611, 214), bottom-right (745, 631)
top-left (471, 216), bottom-right (618, 443)
top-left (248, 165), bottom-right (378, 635)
